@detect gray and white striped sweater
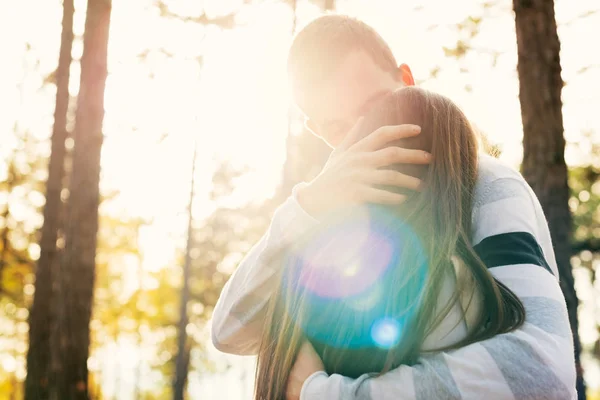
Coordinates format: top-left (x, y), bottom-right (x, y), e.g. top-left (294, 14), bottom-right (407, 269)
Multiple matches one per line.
top-left (211, 154), bottom-right (577, 400)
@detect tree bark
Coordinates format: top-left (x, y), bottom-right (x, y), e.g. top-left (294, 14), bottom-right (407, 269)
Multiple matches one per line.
top-left (173, 145), bottom-right (197, 400)
top-left (278, 0), bottom-right (299, 202)
top-left (513, 0), bottom-right (585, 398)
top-left (52, 0), bottom-right (111, 399)
top-left (25, 0), bottom-right (74, 398)
top-left (323, 0), bottom-right (335, 10)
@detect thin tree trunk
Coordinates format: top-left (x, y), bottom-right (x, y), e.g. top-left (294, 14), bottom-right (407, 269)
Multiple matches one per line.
top-left (323, 0), bottom-right (335, 10)
top-left (279, 0), bottom-right (299, 201)
top-left (513, 0), bottom-right (585, 398)
top-left (278, 0), bottom-right (335, 202)
top-left (25, 0), bottom-right (74, 398)
top-left (173, 144), bottom-right (197, 400)
top-left (53, 0), bottom-right (111, 398)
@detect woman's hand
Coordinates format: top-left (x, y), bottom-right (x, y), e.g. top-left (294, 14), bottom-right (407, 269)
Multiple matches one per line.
top-left (286, 341), bottom-right (325, 400)
top-left (297, 120), bottom-right (430, 218)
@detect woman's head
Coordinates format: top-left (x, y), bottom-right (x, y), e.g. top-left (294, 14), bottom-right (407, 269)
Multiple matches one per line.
top-left (254, 88), bottom-right (525, 400)
top-left (356, 87), bottom-right (477, 202)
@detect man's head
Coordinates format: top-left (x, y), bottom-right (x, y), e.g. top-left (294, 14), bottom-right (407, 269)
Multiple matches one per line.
top-left (287, 15), bottom-right (415, 148)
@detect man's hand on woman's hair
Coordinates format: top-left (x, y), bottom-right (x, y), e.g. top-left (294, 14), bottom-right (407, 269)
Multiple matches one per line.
top-left (297, 120), bottom-right (431, 218)
top-left (286, 341), bottom-right (325, 400)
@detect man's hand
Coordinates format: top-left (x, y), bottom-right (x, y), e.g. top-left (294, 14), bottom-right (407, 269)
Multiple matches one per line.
top-left (286, 341), bottom-right (325, 400)
top-left (297, 120), bottom-right (431, 217)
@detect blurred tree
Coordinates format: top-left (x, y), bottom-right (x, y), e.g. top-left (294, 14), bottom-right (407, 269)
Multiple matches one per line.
top-left (279, 0), bottom-right (299, 200)
top-left (189, 164), bottom-right (271, 319)
top-left (0, 158), bottom-right (34, 304)
top-left (0, 139), bottom-right (46, 399)
top-left (25, 0), bottom-right (74, 397)
top-left (512, 0), bottom-right (585, 398)
top-left (278, 0), bottom-right (335, 201)
top-left (570, 164), bottom-right (600, 256)
top-left (0, 46), bottom-right (63, 398)
top-left (154, 2), bottom-right (246, 396)
top-left (52, 0), bottom-right (112, 398)
top-left (89, 212), bottom-right (150, 399)
top-left (0, 52), bottom-right (47, 306)
top-left (173, 144), bottom-right (196, 400)
top-left (184, 163), bottom-right (272, 387)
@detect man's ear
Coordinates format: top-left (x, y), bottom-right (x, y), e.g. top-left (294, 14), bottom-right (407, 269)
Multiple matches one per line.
top-left (398, 63), bottom-right (415, 86)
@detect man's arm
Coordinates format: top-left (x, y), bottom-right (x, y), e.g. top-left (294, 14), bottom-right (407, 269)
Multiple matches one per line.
top-left (299, 174), bottom-right (577, 400)
top-left (211, 124), bottom-right (430, 355)
top-left (300, 266), bottom-right (574, 400)
top-left (211, 185), bottom-right (318, 355)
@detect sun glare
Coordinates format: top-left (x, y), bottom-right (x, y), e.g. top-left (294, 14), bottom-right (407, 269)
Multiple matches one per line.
top-left (3, 0), bottom-right (600, 397)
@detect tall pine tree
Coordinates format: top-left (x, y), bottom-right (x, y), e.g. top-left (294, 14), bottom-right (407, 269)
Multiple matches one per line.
top-left (52, 0), bottom-right (112, 398)
top-left (513, 0), bottom-right (585, 398)
top-left (25, 0), bottom-right (74, 398)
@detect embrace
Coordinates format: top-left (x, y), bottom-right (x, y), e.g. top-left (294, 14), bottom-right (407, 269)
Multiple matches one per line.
top-left (211, 15), bottom-right (577, 400)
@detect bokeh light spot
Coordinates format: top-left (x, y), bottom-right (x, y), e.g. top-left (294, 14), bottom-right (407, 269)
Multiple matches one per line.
top-left (343, 262), bottom-right (360, 277)
top-left (371, 318), bottom-right (401, 349)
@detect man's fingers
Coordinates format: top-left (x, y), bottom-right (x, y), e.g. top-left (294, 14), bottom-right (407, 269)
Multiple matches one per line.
top-left (361, 146), bottom-right (432, 167)
top-left (351, 124), bottom-right (422, 152)
top-left (362, 170), bottom-right (423, 191)
top-left (359, 186), bottom-right (407, 205)
top-left (337, 117), bottom-right (365, 150)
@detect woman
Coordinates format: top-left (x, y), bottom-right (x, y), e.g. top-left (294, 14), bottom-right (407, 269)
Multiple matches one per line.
top-left (254, 87), bottom-right (526, 400)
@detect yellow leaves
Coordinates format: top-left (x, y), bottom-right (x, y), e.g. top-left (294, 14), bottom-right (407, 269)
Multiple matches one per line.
top-left (0, 379), bottom-right (18, 400)
top-left (0, 242), bottom-right (33, 301)
top-left (588, 390), bottom-right (600, 400)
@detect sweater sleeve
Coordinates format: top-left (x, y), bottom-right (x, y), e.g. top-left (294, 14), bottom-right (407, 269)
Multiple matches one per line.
top-left (211, 183), bottom-right (319, 355)
top-left (300, 177), bottom-right (577, 400)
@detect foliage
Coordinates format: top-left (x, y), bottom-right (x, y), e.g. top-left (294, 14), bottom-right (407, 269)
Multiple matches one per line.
top-left (1, 0), bottom-right (599, 398)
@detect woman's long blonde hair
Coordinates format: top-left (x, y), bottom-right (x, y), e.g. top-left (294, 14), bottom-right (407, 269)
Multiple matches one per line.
top-left (254, 87), bottom-right (525, 400)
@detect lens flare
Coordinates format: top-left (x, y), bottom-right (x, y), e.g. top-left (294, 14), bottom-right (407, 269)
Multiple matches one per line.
top-left (295, 220), bottom-right (394, 299)
top-left (348, 283), bottom-right (383, 312)
top-left (342, 262), bottom-right (360, 277)
top-left (282, 205), bottom-right (428, 350)
top-left (371, 318), bottom-right (402, 349)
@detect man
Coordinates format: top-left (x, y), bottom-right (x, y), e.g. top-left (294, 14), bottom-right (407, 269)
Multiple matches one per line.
top-left (212, 15), bottom-right (576, 400)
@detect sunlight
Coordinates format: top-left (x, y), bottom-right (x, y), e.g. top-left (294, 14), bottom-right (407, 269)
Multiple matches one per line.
top-left (348, 283), bottom-right (384, 312)
top-left (371, 317), bottom-right (402, 349)
top-left (3, 0), bottom-right (600, 397)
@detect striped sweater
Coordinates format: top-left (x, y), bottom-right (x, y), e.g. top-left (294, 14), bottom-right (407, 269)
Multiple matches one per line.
top-left (211, 154), bottom-right (577, 400)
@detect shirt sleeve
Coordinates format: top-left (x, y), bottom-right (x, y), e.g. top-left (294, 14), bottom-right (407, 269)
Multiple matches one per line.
top-left (301, 177), bottom-right (577, 400)
top-left (211, 183), bottom-right (319, 355)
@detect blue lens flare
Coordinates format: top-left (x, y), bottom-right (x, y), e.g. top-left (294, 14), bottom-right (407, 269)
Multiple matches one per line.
top-left (371, 318), bottom-right (402, 349)
top-left (282, 205), bottom-right (428, 350)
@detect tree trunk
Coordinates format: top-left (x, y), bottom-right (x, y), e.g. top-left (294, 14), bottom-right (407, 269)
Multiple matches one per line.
top-left (173, 145), bottom-right (197, 400)
top-left (52, 0), bottom-right (111, 399)
top-left (323, 0), bottom-right (335, 10)
top-left (278, 0), bottom-right (299, 202)
top-left (25, 0), bottom-right (74, 398)
top-left (513, 0), bottom-right (585, 398)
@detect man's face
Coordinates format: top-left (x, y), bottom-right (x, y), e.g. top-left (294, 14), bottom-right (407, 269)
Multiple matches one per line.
top-left (297, 51), bottom-right (406, 148)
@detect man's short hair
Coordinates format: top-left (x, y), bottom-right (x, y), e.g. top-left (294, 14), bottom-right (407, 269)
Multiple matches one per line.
top-left (287, 15), bottom-right (398, 100)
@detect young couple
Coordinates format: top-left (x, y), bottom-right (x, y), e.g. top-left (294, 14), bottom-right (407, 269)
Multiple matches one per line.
top-left (212, 15), bottom-right (577, 400)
